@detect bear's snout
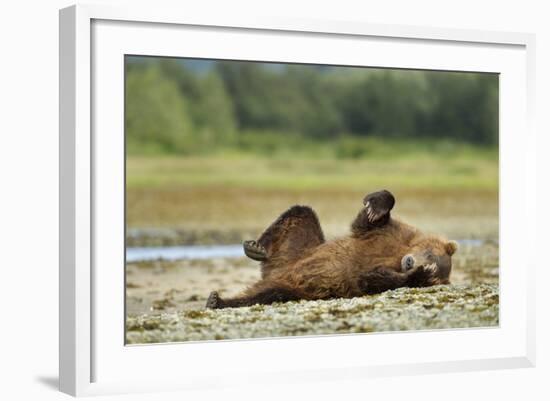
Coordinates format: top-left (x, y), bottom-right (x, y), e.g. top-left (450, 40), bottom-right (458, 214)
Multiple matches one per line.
top-left (401, 254), bottom-right (416, 272)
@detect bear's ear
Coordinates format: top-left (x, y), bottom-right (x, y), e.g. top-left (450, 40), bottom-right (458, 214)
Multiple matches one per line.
top-left (445, 240), bottom-right (458, 256)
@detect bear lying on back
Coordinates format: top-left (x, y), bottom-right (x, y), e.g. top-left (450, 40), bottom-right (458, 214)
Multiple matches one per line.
top-left (206, 190), bottom-right (458, 309)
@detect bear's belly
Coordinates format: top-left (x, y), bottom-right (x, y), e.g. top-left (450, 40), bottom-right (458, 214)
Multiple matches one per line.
top-left (270, 251), bottom-right (364, 299)
top-left (268, 236), bottom-right (408, 299)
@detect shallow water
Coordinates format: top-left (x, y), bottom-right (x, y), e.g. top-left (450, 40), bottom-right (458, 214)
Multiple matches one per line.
top-left (126, 239), bottom-right (485, 262)
top-left (126, 244), bottom-right (244, 262)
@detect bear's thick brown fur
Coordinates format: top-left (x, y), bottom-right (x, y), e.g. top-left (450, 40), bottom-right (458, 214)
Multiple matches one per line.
top-left (206, 190), bottom-right (458, 309)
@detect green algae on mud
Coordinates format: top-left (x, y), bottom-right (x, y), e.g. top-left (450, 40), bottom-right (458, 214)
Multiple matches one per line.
top-left (126, 283), bottom-right (499, 344)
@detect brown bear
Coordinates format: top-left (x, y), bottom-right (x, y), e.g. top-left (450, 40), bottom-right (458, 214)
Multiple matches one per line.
top-left (206, 189), bottom-right (458, 309)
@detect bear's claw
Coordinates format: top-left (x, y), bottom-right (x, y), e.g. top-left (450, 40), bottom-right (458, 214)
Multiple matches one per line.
top-left (424, 263), bottom-right (438, 274)
top-left (419, 263), bottom-right (439, 286)
top-left (363, 190), bottom-right (395, 223)
top-left (243, 240), bottom-right (268, 261)
top-left (406, 263), bottom-right (440, 287)
top-left (365, 201), bottom-right (375, 221)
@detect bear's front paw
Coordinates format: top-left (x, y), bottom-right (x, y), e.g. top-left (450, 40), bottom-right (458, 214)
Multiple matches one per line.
top-left (363, 190), bottom-right (395, 223)
top-left (407, 263), bottom-right (439, 287)
top-left (206, 291), bottom-right (221, 309)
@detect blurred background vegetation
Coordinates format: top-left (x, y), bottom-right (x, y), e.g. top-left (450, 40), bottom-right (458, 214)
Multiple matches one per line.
top-left (126, 57), bottom-right (498, 156)
top-left (125, 56), bottom-right (499, 244)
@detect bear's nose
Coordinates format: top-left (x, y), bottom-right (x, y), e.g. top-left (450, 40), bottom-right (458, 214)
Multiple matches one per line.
top-left (401, 255), bottom-right (415, 272)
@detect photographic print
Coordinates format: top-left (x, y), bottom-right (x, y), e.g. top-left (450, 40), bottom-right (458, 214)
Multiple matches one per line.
top-left (124, 56), bottom-right (499, 344)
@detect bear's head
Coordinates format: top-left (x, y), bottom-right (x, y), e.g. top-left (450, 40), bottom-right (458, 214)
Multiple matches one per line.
top-left (400, 236), bottom-right (458, 284)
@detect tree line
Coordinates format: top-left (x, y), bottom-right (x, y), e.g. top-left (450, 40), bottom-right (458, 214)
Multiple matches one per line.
top-left (125, 57), bottom-right (498, 155)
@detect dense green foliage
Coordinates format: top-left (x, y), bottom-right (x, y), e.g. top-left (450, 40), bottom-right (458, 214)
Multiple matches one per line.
top-left (125, 57), bottom-right (498, 155)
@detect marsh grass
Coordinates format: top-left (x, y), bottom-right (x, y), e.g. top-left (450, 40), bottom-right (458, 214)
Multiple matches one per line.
top-left (126, 149), bottom-right (497, 191)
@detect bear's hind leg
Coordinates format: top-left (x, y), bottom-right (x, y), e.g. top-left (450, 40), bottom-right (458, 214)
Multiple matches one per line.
top-left (205, 283), bottom-right (304, 309)
top-left (243, 205), bottom-right (325, 269)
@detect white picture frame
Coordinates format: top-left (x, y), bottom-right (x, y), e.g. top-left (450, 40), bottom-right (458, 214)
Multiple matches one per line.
top-left (59, 3), bottom-right (536, 397)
